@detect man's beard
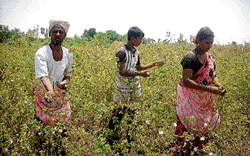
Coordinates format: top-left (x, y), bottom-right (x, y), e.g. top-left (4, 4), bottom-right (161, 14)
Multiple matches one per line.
top-left (52, 38), bottom-right (63, 45)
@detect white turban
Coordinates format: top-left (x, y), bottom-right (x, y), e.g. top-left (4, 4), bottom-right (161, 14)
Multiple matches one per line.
top-left (49, 20), bottom-right (70, 35)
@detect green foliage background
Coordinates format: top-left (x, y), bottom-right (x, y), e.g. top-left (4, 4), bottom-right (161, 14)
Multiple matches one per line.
top-left (0, 30), bottom-right (249, 155)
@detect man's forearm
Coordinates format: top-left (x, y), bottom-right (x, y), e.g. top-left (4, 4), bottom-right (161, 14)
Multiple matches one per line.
top-left (119, 70), bottom-right (141, 77)
top-left (137, 62), bottom-right (154, 71)
top-left (41, 76), bottom-right (53, 92)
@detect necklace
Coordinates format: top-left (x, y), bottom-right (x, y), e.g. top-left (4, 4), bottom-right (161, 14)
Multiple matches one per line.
top-left (195, 48), bottom-right (207, 64)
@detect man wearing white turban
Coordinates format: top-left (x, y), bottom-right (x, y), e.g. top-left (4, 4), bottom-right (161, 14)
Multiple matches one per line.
top-left (34, 20), bottom-right (73, 126)
top-left (48, 20), bottom-right (70, 36)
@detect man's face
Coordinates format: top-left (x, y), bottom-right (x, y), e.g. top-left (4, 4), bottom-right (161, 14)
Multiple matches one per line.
top-left (132, 37), bottom-right (142, 47)
top-left (50, 25), bottom-right (66, 45)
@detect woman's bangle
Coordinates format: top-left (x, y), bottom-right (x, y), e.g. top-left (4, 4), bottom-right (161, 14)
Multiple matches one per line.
top-left (205, 86), bottom-right (211, 92)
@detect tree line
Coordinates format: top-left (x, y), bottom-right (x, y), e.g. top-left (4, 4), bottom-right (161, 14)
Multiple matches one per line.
top-left (0, 25), bottom-right (243, 46)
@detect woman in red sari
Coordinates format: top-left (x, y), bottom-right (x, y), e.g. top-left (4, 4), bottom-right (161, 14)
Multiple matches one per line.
top-left (172, 27), bottom-right (226, 155)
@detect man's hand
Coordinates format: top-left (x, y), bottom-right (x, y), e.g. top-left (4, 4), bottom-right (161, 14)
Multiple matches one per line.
top-left (56, 81), bottom-right (68, 90)
top-left (153, 60), bottom-right (166, 67)
top-left (44, 90), bottom-right (54, 103)
top-left (139, 70), bottom-right (151, 77)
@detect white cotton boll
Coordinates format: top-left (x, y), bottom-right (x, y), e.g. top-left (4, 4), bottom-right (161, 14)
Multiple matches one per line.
top-left (23, 132), bottom-right (27, 135)
top-left (59, 129), bottom-right (63, 133)
top-left (9, 140), bottom-right (13, 144)
top-left (146, 120), bottom-right (150, 124)
top-left (194, 147), bottom-right (198, 152)
top-left (200, 137), bottom-right (205, 141)
top-left (159, 131), bottom-right (163, 135)
top-left (209, 152), bottom-right (213, 155)
top-left (204, 123), bottom-right (208, 127)
top-left (54, 127), bottom-right (57, 131)
top-left (38, 132), bottom-right (42, 136)
top-left (11, 79), bottom-right (13, 82)
top-left (173, 123), bottom-right (177, 127)
top-left (24, 100), bottom-right (28, 104)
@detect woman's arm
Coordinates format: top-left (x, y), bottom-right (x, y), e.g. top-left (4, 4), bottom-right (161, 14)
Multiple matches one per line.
top-left (183, 69), bottom-right (226, 95)
top-left (136, 60), bottom-right (165, 71)
top-left (213, 77), bottom-right (222, 87)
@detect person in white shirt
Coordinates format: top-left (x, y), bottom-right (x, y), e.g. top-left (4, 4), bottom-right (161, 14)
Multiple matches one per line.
top-left (34, 20), bottom-right (73, 126)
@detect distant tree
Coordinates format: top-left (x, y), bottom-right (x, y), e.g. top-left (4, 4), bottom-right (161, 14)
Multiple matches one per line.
top-left (105, 30), bottom-right (121, 42)
top-left (13, 28), bottom-right (21, 34)
top-left (244, 42), bottom-right (250, 46)
top-left (164, 31), bottom-right (172, 44)
top-left (36, 25), bottom-right (39, 37)
top-left (158, 38), bottom-right (161, 44)
top-left (81, 28), bottom-right (96, 41)
top-left (190, 35), bottom-right (194, 43)
top-left (72, 34), bottom-right (81, 44)
top-left (0, 25), bottom-right (22, 43)
top-left (92, 30), bottom-right (123, 44)
top-left (40, 27), bottom-right (48, 38)
top-left (177, 33), bottom-right (187, 43)
top-left (94, 32), bottom-right (107, 43)
top-left (27, 26), bottom-right (39, 38)
top-left (142, 38), bottom-right (156, 45)
top-left (0, 25), bottom-right (9, 42)
top-left (231, 41), bottom-right (237, 46)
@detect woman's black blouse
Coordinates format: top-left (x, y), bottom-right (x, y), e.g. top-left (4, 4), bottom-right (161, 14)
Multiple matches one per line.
top-left (181, 51), bottom-right (203, 75)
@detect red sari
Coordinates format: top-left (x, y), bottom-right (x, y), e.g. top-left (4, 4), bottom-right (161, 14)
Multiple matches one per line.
top-left (176, 52), bottom-right (220, 135)
top-left (172, 52), bottom-right (220, 155)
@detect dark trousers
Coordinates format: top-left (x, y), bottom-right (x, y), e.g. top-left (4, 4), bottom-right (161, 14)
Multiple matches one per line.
top-left (107, 106), bottom-right (136, 145)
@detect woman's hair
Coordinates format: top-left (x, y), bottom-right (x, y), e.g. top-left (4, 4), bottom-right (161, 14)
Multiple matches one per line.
top-left (127, 26), bottom-right (144, 41)
top-left (194, 26), bottom-right (214, 44)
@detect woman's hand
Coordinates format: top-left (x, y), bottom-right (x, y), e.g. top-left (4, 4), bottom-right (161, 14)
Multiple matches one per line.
top-left (213, 77), bottom-right (222, 87)
top-left (210, 86), bottom-right (226, 96)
